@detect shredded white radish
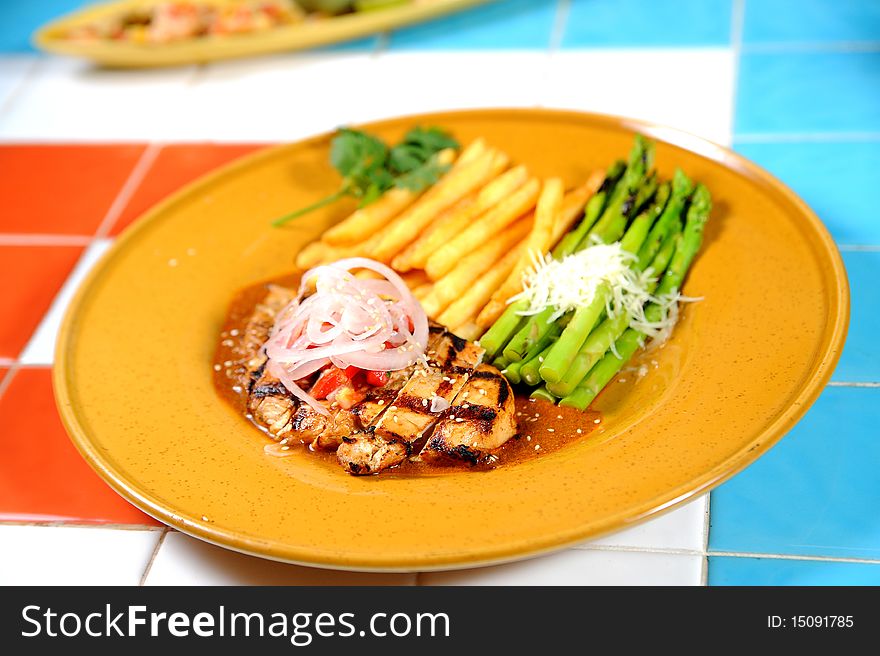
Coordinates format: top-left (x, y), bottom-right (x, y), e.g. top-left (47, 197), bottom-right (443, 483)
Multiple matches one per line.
top-left (508, 241), bottom-right (694, 340)
top-left (263, 257), bottom-right (428, 415)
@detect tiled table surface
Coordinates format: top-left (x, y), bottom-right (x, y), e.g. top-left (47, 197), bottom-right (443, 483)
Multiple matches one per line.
top-left (0, 0), bottom-right (878, 586)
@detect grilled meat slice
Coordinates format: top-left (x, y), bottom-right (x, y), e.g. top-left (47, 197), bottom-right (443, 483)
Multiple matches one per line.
top-left (338, 327), bottom-right (485, 475)
top-left (241, 284), bottom-right (296, 386)
top-left (248, 373), bottom-right (297, 440)
top-left (337, 433), bottom-right (409, 476)
top-left (418, 364), bottom-right (517, 465)
top-left (289, 401), bottom-right (360, 451)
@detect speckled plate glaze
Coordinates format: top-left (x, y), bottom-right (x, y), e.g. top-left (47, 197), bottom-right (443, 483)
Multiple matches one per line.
top-left (54, 109), bottom-right (849, 571)
top-left (34, 0), bottom-right (489, 68)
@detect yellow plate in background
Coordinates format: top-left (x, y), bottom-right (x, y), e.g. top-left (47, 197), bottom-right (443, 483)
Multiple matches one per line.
top-left (54, 109), bottom-right (849, 571)
top-left (34, 0), bottom-right (489, 68)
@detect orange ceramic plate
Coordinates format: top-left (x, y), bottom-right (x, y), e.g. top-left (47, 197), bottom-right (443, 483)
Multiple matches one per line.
top-left (54, 109), bottom-right (849, 571)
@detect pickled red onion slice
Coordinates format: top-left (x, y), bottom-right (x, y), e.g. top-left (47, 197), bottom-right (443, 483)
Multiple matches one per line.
top-left (263, 258), bottom-right (428, 415)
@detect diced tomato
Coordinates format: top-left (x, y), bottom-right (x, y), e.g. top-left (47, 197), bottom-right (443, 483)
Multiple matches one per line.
top-left (366, 370), bottom-right (389, 387)
top-left (343, 366), bottom-right (360, 380)
top-left (329, 384), bottom-right (365, 410)
top-left (310, 367), bottom-right (349, 400)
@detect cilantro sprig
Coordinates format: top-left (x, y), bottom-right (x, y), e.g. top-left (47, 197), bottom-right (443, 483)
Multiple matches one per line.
top-left (272, 126), bottom-right (459, 227)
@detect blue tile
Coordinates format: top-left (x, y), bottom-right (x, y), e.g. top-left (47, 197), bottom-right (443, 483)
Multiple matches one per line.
top-left (834, 251), bottom-right (880, 383)
top-left (709, 386), bottom-right (880, 559)
top-left (743, 0), bottom-right (880, 45)
top-left (736, 52), bottom-right (880, 134)
top-left (388, 0), bottom-right (556, 50)
top-left (709, 556), bottom-right (880, 585)
top-left (562, 0), bottom-right (732, 48)
top-left (0, 0), bottom-right (85, 52)
top-left (735, 141), bottom-right (880, 245)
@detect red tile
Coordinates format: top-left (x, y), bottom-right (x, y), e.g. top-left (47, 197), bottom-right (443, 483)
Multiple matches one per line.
top-left (0, 145), bottom-right (147, 235)
top-left (0, 245), bottom-right (83, 358)
top-left (110, 143), bottom-right (265, 235)
top-left (0, 368), bottom-right (160, 525)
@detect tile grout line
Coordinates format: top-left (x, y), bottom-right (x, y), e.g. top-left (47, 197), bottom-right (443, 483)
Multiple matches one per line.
top-left (0, 56), bottom-right (43, 120)
top-left (827, 381), bottom-right (880, 388)
top-left (0, 520), bottom-right (165, 530)
top-left (0, 362), bottom-right (21, 405)
top-left (0, 233), bottom-right (93, 246)
top-left (93, 142), bottom-right (163, 239)
top-left (549, 0), bottom-right (571, 53)
top-left (570, 544), bottom-right (704, 557)
top-left (734, 131), bottom-right (880, 144)
top-left (139, 528), bottom-right (169, 586)
top-left (701, 494), bottom-right (712, 586)
top-left (727, 0), bottom-right (745, 146)
top-left (710, 550), bottom-right (880, 565)
top-left (741, 40), bottom-right (880, 54)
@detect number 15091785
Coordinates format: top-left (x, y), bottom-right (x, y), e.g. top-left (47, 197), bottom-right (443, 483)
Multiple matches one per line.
top-left (768, 616), bottom-right (854, 629)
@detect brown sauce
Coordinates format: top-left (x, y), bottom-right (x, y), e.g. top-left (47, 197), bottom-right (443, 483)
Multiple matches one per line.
top-left (212, 276), bottom-right (603, 475)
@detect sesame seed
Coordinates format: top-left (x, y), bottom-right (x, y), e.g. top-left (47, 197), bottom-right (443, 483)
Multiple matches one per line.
top-left (455, 418), bottom-right (464, 423)
top-left (576, 429), bottom-right (582, 434)
top-left (462, 403), bottom-right (469, 409)
top-left (535, 445), bottom-right (541, 451)
top-left (534, 413), bottom-right (540, 417)
top-left (538, 356), bottom-right (544, 363)
top-left (557, 414), bottom-right (563, 419)
top-left (526, 435), bottom-right (531, 441)
top-left (281, 446), bottom-right (290, 451)
top-left (231, 385), bottom-right (242, 393)
top-left (389, 405), bottom-right (397, 411)
top-left (229, 329), bottom-right (239, 337)
top-left (213, 364), bottom-right (221, 371)
top-left (517, 412), bottom-right (522, 417)
top-left (422, 398), bottom-right (428, 407)
top-left (280, 438), bottom-right (289, 444)
top-left (547, 428), bottom-right (555, 433)
top-left (223, 360), bottom-right (233, 367)
top-left (479, 389), bottom-right (487, 395)
top-left (619, 378), bottom-right (627, 383)
top-left (449, 415), bottom-right (455, 421)
top-left (528, 398), bottom-right (536, 403)
top-left (392, 416), bottom-right (398, 423)
top-left (377, 399), bottom-right (385, 405)
top-left (168, 258), bottom-right (178, 267)
top-left (593, 418), bottom-right (600, 424)
top-left (201, 515), bottom-right (209, 521)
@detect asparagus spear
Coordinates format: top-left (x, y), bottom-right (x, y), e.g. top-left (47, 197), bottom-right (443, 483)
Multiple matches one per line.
top-left (552, 160), bottom-right (625, 259)
top-left (521, 341), bottom-right (555, 386)
top-left (546, 224), bottom-right (680, 397)
top-left (482, 161), bottom-right (627, 360)
top-left (538, 183), bottom-right (669, 383)
top-left (635, 168), bottom-right (693, 270)
top-left (559, 184), bottom-right (711, 410)
top-left (502, 143), bottom-right (656, 363)
top-left (530, 386), bottom-right (559, 403)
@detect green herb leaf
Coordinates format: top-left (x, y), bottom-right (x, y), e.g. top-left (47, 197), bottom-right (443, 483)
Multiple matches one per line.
top-left (273, 125), bottom-right (458, 227)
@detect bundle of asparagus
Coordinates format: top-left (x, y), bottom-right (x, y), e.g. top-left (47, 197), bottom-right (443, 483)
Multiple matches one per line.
top-left (479, 135), bottom-right (712, 411)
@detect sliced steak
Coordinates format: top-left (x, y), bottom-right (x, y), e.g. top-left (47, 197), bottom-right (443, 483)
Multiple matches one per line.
top-left (418, 364), bottom-right (517, 465)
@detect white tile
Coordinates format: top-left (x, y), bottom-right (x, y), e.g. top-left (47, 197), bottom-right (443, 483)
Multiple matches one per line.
top-left (145, 531), bottom-right (416, 586)
top-left (578, 495), bottom-right (708, 552)
top-left (184, 51), bottom-right (378, 141)
top-left (542, 48), bottom-right (735, 146)
top-left (421, 549), bottom-right (703, 586)
top-left (369, 51), bottom-right (547, 118)
top-left (0, 525), bottom-right (161, 586)
top-left (20, 238), bottom-right (113, 365)
top-left (0, 56), bottom-right (197, 141)
top-left (0, 55), bottom-right (39, 114)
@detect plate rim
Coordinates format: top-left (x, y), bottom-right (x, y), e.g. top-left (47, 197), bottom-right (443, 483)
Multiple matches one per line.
top-left (52, 107), bottom-right (850, 571)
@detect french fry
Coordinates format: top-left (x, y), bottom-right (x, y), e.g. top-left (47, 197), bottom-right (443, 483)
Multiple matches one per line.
top-left (478, 178), bottom-right (562, 315)
top-left (419, 288), bottom-right (444, 319)
top-left (452, 322), bottom-right (482, 341)
top-left (403, 164), bottom-right (530, 270)
top-left (390, 193), bottom-right (477, 272)
top-left (370, 148), bottom-right (510, 263)
top-left (548, 171), bottom-right (605, 247)
top-left (411, 282), bottom-right (434, 300)
top-left (432, 214), bottom-right (533, 308)
top-left (295, 241), bottom-right (329, 269)
top-left (321, 139), bottom-right (483, 248)
top-left (401, 269), bottom-right (429, 290)
top-left (425, 177), bottom-right (540, 280)
top-left (474, 173), bottom-right (605, 328)
top-left (436, 242), bottom-right (525, 331)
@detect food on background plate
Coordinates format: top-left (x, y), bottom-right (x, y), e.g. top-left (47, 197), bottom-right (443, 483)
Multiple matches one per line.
top-left (215, 125), bottom-right (711, 475)
top-left (62, 0), bottom-right (413, 44)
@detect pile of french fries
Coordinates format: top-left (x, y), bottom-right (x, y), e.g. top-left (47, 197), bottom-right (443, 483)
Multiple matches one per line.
top-left (296, 139), bottom-right (603, 340)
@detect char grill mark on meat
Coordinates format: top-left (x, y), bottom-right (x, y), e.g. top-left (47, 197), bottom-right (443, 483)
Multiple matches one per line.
top-left (418, 364), bottom-right (517, 465)
top-left (337, 326), bottom-right (485, 475)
